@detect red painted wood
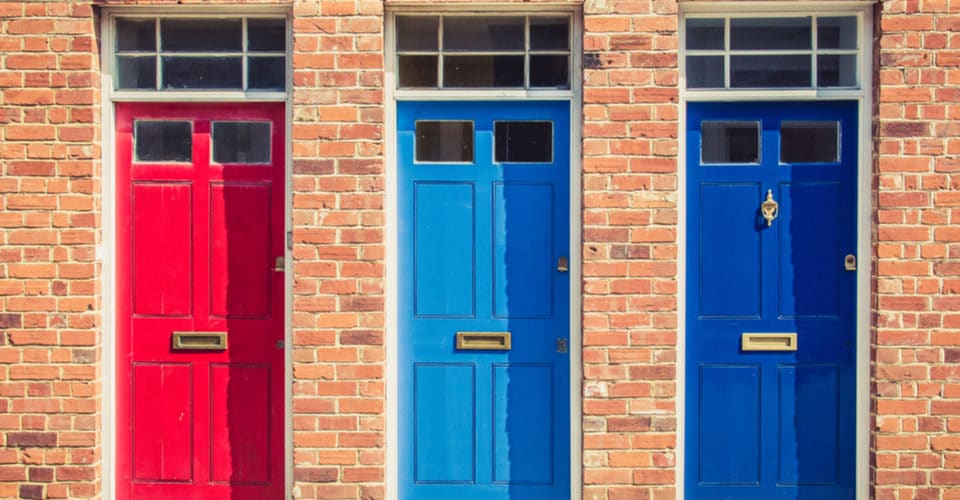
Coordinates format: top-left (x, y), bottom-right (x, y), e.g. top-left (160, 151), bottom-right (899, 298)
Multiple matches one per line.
top-left (116, 103), bottom-right (285, 500)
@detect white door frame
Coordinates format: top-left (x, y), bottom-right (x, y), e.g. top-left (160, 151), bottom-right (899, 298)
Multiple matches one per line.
top-left (677, 2), bottom-right (874, 498)
top-left (383, 6), bottom-right (584, 499)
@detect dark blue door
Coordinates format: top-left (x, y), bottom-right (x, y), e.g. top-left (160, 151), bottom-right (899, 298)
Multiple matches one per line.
top-left (685, 101), bottom-right (857, 499)
top-left (398, 101), bottom-right (570, 499)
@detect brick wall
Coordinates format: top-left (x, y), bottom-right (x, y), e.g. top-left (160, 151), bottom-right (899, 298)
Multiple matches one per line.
top-left (581, 1), bottom-right (678, 499)
top-left (0, 1), bottom-right (101, 498)
top-left (289, 0), bottom-right (386, 498)
top-left (875, 0), bottom-right (960, 498)
top-left (4, 0), bottom-right (960, 499)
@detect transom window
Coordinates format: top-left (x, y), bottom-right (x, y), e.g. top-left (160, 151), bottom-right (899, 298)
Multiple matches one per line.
top-left (685, 15), bottom-right (859, 89)
top-left (396, 15), bottom-right (571, 90)
top-left (114, 17), bottom-right (286, 92)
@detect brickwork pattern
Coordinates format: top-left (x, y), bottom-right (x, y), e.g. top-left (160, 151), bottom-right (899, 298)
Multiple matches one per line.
top-left (580, 1), bottom-right (679, 499)
top-left (0, 2), bottom-right (101, 498)
top-left (876, 0), bottom-right (960, 498)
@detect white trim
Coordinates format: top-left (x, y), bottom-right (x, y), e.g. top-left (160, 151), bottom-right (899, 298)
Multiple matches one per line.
top-left (384, 6), bottom-right (583, 499)
top-left (676, 3), bottom-right (873, 500)
top-left (99, 6), bottom-right (293, 499)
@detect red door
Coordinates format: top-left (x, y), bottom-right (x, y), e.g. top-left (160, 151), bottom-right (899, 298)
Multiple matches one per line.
top-left (116, 103), bottom-right (285, 499)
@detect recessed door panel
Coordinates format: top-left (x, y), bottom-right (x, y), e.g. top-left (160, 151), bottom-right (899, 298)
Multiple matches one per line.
top-left (399, 101), bottom-right (570, 500)
top-left (132, 182), bottom-right (192, 317)
top-left (117, 103), bottom-right (285, 500)
top-left (685, 101), bottom-right (857, 500)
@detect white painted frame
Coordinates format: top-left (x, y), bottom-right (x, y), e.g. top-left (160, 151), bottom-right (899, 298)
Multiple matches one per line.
top-left (677, 2), bottom-right (874, 499)
top-left (99, 5), bottom-right (292, 500)
top-left (384, 4), bottom-right (583, 499)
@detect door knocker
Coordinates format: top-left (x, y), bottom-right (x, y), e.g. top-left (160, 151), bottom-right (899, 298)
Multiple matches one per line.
top-left (760, 189), bottom-right (779, 227)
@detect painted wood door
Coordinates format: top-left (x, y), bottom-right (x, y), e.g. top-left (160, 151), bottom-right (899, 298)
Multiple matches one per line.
top-left (398, 101), bottom-right (571, 499)
top-left (116, 103), bottom-right (285, 500)
top-left (685, 101), bottom-right (858, 499)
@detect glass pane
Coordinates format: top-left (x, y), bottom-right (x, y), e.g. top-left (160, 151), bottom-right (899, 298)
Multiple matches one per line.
top-left (818, 54), bottom-right (857, 87)
top-left (818, 16), bottom-right (857, 49)
top-left (399, 55), bottom-right (438, 88)
top-left (443, 17), bottom-right (524, 51)
top-left (212, 122), bottom-right (271, 164)
top-left (161, 20), bottom-right (242, 52)
top-left (135, 121), bottom-right (192, 163)
top-left (444, 55), bottom-right (524, 87)
top-left (248, 56), bottom-right (285, 90)
top-left (701, 121), bottom-right (760, 164)
top-left (162, 56), bottom-right (242, 89)
top-left (731, 17), bottom-right (811, 50)
top-left (416, 121), bottom-right (473, 163)
top-left (397, 16), bottom-right (439, 51)
top-left (686, 18), bottom-right (724, 50)
top-left (117, 19), bottom-right (156, 51)
top-left (117, 56), bottom-right (156, 90)
top-left (530, 55), bottom-right (568, 87)
top-left (530, 17), bottom-right (569, 50)
top-left (781, 121), bottom-right (839, 163)
top-left (731, 55), bottom-right (811, 88)
top-left (686, 56), bottom-right (724, 88)
top-left (495, 121), bottom-right (552, 163)
top-left (248, 18), bottom-right (286, 52)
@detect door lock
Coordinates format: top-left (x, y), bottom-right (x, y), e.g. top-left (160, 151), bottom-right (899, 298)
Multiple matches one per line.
top-left (273, 256), bottom-right (285, 272)
top-left (556, 338), bottom-right (568, 353)
top-left (557, 256), bottom-right (569, 273)
top-left (844, 254), bottom-right (856, 271)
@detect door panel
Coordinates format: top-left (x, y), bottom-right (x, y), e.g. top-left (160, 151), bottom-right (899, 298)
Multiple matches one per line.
top-left (686, 101), bottom-right (857, 500)
top-left (399, 101), bottom-right (570, 499)
top-left (117, 103), bottom-right (285, 500)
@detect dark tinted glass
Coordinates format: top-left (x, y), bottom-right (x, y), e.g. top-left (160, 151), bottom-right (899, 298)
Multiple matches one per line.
top-left (817, 55), bottom-right (857, 87)
top-left (731, 17), bottom-right (811, 50)
top-left (117, 19), bottom-right (156, 51)
top-left (397, 16), bottom-right (439, 51)
top-left (135, 121), bottom-right (192, 162)
top-left (212, 122), bottom-right (271, 164)
top-left (444, 55), bottom-right (524, 87)
top-left (248, 19), bottom-right (286, 52)
top-left (117, 56), bottom-right (156, 89)
top-left (686, 18), bottom-right (724, 50)
top-left (399, 55), bottom-right (438, 88)
top-left (530, 55), bottom-right (568, 87)
top-left (780, 121), bottom-right (839, 163)
top-left (161, 20), bottom-right (242, 52)
top-left (701, 121), bottom-right (760, 164)
top-left (416, 121), bottom-right (473, 163)
top-left (686, 56), bottom-right (724, 88)
top-left (530, 17), bottom-right (569, 50)
top-left (818, 16), bottom-right (857, 49)
top-left (495, 121), bottom-right (552, 163)
top-left (162, 57), bottom-right (242, 89)
top-left (443, 17), bottom-right (524, 51)
top-left (248, 56), bottom-right (285, 90)
top-left (731, 55), bottom-right (811, 88)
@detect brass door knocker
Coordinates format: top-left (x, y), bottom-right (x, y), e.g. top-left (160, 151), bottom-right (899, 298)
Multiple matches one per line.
top-left (760, 189), bottom-right (779, 227)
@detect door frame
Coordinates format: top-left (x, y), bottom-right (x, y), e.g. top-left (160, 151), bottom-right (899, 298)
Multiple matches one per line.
top-left (383, 6), bottom-right (584, 499)
top-left (98, 6), bottom-right (293, 499)
top-left (677, 2), bottom-right (874, 499)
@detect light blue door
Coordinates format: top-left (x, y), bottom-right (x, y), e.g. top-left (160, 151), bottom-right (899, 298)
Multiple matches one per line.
top-left (686, 101), bottom-right (858, 499)
top-left (398, 101), bottom-right (570, 499)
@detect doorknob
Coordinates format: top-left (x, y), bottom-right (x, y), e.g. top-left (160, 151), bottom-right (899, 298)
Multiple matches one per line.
top-left (760, 189), bottom-right (779, 227)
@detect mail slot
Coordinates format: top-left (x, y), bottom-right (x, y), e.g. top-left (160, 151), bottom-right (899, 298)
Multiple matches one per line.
top-left (456, 332), bottom-right (511, 351)
top-left (172, 331), bottom-right (228, 351)
top-left (741, 332), bottom-right (797, 352)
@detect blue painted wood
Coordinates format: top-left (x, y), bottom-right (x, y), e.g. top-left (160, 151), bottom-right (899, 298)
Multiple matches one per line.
top-left (686, 101), bottom-right (857, 500)
top-left (399, 101), bottom-right (570, 500)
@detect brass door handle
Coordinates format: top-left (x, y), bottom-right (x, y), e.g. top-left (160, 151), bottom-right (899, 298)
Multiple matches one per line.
top-left (760, 189), bottom-right (779, 227)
